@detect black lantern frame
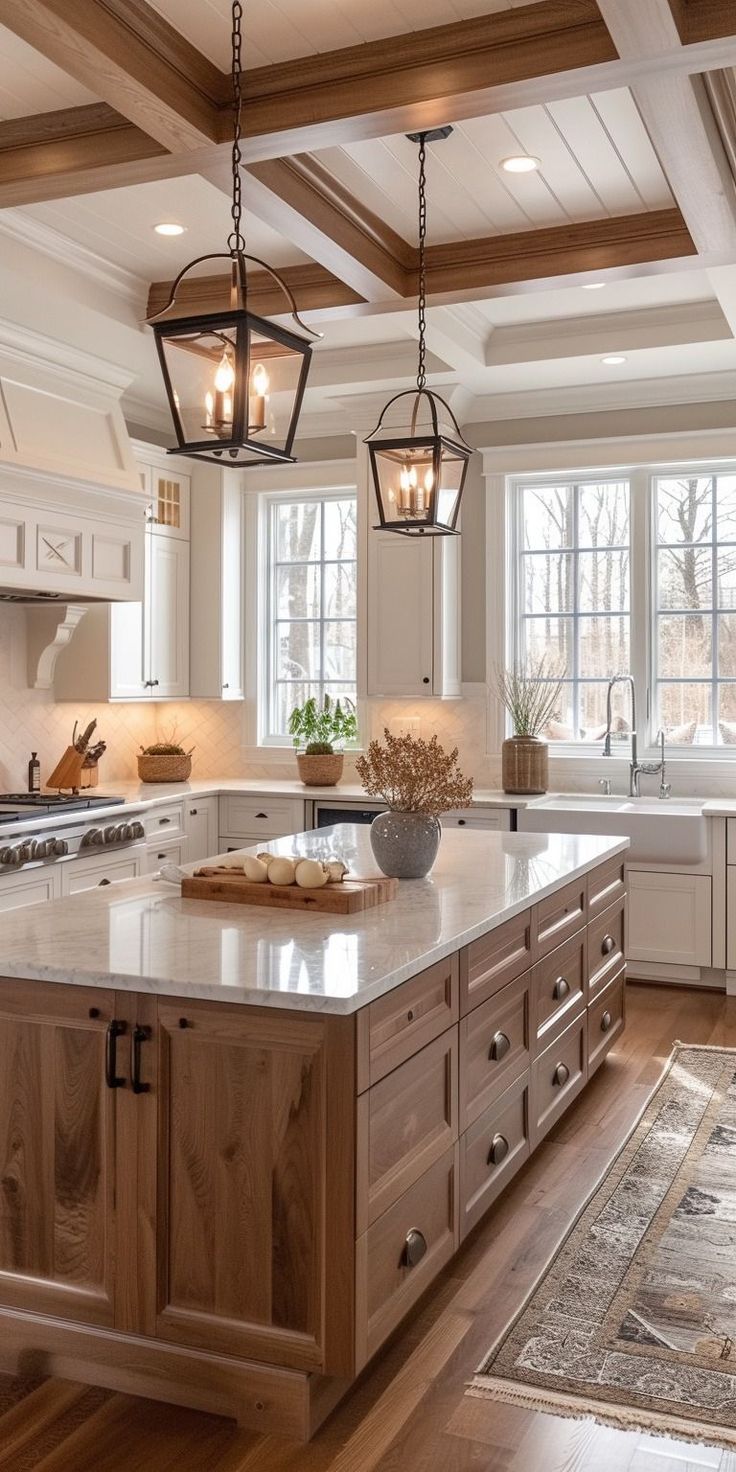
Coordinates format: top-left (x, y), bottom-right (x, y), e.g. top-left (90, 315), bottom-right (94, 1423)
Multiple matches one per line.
top-left (365, 128), bottom-right (474, 536)
top-left (148, 251), bottom-right (315, 468)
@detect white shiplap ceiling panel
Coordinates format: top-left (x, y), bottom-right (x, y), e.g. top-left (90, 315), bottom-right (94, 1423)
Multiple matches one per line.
top-left (0, 24), bottom-right (97, 117)
top-left (317, 89), bottom-right (673, 245)
top-left (149, 0), bottom-right (546, 69)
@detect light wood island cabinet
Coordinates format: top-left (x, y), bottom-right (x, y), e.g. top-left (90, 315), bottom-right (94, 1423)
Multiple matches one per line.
top-left (0, 852), bottom-right (626, 1441)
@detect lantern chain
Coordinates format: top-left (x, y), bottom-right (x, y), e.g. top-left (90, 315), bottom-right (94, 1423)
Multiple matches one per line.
top-left (228, 0), bottom-right (245, 255)
top-left (416, 134), bottom-right (428, 392)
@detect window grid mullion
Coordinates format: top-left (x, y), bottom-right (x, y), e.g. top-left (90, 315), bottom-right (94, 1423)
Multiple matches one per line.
top-left (713, 474), bottom-right (718, 744)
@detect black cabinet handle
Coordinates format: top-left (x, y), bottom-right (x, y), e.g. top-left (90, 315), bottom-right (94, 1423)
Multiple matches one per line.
top-left (189, 809), bottom-right (198, 816)
top-left (401, 1228), bottom-right (427, 1269)
top-left (422, 677), bottom-right (430, 685)
top-left (487, 1133), bottom-right (509, 1167)
top-left (105, 1020), bottom-right (126, 1089)
top-left (553, 1062), bottom-right (570, 1087)
top-left (131, 1025), bottom-right (151, 1095)
top-left (157, 852), bottom-right (167, 860)
top-left (98, 878), bottom-right (111, 887)
top-left (553, 976), bottom-right (570, 1001)
top-left (601, 934), bottom-right (616, 955)
top-left (458, 818), bottom-right (466, 826)
top-left (601, 1010), bottom-right (613, 1033)
top-left (151, 679), bottom-right (160, 687)
top-left (489, 1030), bottom-right (511, 1062)
top-left (255, 812), bottom-right (268, 819)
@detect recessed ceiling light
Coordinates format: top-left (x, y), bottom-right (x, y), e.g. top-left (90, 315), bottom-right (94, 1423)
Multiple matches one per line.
top-left (601, 354), bottom-right (627, 365)
top-left (582, 281), bottom-right (606, 289)
top-left (154, 222), bottom-right (186, 236)
top-left (500, 155), bottom-right (540, 174)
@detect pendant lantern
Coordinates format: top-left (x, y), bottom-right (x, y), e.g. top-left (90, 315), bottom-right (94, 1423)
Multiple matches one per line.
top-left (366, 128), bottom-right (473, 535)
top-left (147, 0), bottom-right (317, 467)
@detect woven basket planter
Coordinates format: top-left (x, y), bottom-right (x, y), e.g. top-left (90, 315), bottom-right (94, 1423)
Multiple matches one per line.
top-left (296, 752), bottom-right (344, 787)
top-left (137, 753), bottom-right (192, 784)
top-left (501, 736), bottom-right (548, 796)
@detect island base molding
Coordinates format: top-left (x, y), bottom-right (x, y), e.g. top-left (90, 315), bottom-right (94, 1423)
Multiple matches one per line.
top-left (0, 1307), bottom-right (347, 1439)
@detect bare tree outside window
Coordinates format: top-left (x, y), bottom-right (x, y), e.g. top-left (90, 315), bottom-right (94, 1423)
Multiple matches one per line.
top-left (267, 493), bottom-right (357, 738)
top-left (517, 480), bottom-right (631, 741)
top-left (655, 474), bottom-right (736, 744)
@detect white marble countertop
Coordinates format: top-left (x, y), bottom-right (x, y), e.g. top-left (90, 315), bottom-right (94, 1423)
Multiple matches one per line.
top-left (702, 801), bottom-right (736, 816)
top-left (0, 825), bottom-right (628, 1013)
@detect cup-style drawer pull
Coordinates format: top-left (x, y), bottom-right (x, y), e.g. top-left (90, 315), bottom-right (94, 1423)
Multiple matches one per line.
top-left (601, 934), bottom-right (616, 955)
top-left (553, 1062), bottom-right (570, 1087)
top-left (601, 1010), bottom-right (613, 1033)
top-left (401, 1228), bottom-right (427, 1269)
top-left (487, 1133), bottom-right (509, 1167)
top-left (489, 1030), bottom-right (511, 1062)
top-left (553, 976), bottom-right (569, 1001)
top-left (256, 812), bottom-right (268, 819)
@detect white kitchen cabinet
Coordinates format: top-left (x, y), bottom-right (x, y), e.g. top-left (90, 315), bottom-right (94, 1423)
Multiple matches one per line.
top-left (145, 531), bottom-right (190, 699)
top-left (183, 797), bottom-right (219, 863)
top-left (133, 446), bottom-right (190, 541)
top-left (367, 531), bottom-right (460, 698)
top-left (442, 810), bottom-right (512, 831)
top-left (0, 866), bottom-right (61, 911)
top-left (60, 850), bottom-right (144, 895)
top-left (627, 870), bottom-right (712, 967)
top-left (189, 465), bottom-right (244, 700)
top-left (146, 837), bottom-right (185, 872)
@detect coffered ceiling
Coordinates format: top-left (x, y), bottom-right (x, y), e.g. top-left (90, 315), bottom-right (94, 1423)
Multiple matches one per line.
top-left (0, 0), bottom-right (735, 432)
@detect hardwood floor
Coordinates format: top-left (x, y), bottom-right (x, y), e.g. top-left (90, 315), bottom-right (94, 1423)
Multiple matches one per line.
top-left (0, 982), bottom-right (733, 1472)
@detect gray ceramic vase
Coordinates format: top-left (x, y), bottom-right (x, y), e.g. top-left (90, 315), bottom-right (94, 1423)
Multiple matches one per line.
top-left (370, 811), bottom-right (441, 879)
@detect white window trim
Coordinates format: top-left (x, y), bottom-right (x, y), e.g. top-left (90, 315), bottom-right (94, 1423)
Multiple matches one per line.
top-left (243, 459), bottom-right (360, 753)
top-left (483, 432), bottom-right (736, 770)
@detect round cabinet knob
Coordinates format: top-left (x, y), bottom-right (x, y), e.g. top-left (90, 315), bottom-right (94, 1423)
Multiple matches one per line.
top-left (53, 838), bottom-right (69, 857)
top-left (0, 847), bottom-right (13, 866)
top-left (6, 847), bottom-right (23, 867)
top-left (489, 1030), bottom-right (511, 1062)
top-left (422, 677), bottom-right (430, 685)
top-left (103, 825), bottom-right (119, 842)
top-left (120, 823), bottom-right (133, 841)
top-left (553, 1062), bottom-right (570, 1088)
top-left (401, 1228), bottom-right (427, 1269)
top-left (553, 976), bottom-right (570, 1001)
top-left (601, 1010), bottom-right (613, 1033)
top-left (131, 821), bottom-right (145, 839)
top-left (82, 828), bottom-right (102, 848)
top-left (601, 934), bottom-right (616, 955)
top-left (487, 1133), bottom-right (509, 1168)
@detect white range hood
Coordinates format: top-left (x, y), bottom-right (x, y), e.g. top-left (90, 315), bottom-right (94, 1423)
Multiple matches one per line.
top-left (0, 319), bottom-right (146, 605)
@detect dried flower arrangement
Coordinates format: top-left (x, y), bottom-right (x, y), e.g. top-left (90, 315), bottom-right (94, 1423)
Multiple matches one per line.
top-left (138, 724), bottom-right (194, 783)
top-left (492, 656), bottom-right (565, 738)
top-left (356, 729), bottom-right (473, 816)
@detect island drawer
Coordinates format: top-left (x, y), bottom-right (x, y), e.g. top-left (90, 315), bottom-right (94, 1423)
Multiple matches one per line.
top-left (356, 954), bottom-right (458, 1091)
top-left (459, 1070), bottom-right (530, 1240)
top-left (459, 971), bottom-right (530, 1130)
top-left (531, 928), bottom-right (586, 1050)
top-left (459, 909), bottom-right (531, 1016)
top-left (355, 1144), bottom-right (458, 1367)
top-left (587, 854), bottom-right (626, 918)
top-left (531, 877), bottom-right (587, 960)
top-left (588, 969), bottom-right (626, 1077)
top-left (218, 795), bottom-right (305, 839)
top-left (144, 801), bottom-right (184, 841)
top-left (356, 1029), bottom-right (457, 1233)
top-left (587, 895), bottom-right (625, 1000)
top-left (530, 1011), bottom-right (587, 1147)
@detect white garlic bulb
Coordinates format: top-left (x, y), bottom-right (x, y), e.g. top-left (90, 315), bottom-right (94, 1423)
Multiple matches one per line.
top-left (267, 857), bottom-right (297, 886)
top-left (242, 856), bottom-right (268, 883)
top-left (325, 859), bottom-right (349, 882)
top-left (295, 859), bottom-right (329, 889)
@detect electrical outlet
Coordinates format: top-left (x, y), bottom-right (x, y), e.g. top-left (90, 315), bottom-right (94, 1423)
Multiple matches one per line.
top-left (388, 715), bottom-right (421, 740)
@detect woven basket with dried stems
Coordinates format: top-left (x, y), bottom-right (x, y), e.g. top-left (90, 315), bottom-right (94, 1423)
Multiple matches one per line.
top-left (493, 659), bottom-right (566, 795)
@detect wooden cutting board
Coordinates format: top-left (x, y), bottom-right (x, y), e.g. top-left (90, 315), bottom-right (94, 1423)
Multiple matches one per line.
top-left (182, 866), bottom-right (399, 914)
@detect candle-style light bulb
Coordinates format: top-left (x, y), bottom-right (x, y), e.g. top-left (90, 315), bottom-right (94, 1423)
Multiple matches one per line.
top-left (423, 466), bottom-right (434, 493)
top-left (214, 349), bottom-right (235, 393)
top-left (252, 362), bottom-right (269, 396)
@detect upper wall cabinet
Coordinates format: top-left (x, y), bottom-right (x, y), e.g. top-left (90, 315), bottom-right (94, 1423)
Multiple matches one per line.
top-left (189, 464), bottom-right (244, 701)
top-left (367, 531), bottom-right (461, 699)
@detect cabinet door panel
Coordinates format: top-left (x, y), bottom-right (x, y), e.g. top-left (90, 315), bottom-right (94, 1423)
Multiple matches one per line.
top-left (627, 872), bottom-right (710, 967)
top-left (0, 979), bottom-right (119, 1326)
top-left (143, 1000), bottom-right (355, 1376)
top-left (367, 533), bottom-right (434, 697)
top-left (147, 533), bottom-right (190, 699)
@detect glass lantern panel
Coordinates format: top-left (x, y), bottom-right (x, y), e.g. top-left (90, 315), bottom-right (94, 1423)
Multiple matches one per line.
top-left (160, 324), bottom-right (238, 447)
top-left (436, 444), bottom-right (466, 529)
top-left (374, 443), bottom-right (436, 528)
top-left (245, 321), bottom-right (308, 458)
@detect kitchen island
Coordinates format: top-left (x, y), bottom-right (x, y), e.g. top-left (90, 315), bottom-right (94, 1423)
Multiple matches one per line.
top-left (0, 826), bottom-right (627, 1439)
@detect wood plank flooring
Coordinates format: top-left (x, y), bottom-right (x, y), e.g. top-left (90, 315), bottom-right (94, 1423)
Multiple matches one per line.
top-left (0, 982), bottom-right (733, 1472)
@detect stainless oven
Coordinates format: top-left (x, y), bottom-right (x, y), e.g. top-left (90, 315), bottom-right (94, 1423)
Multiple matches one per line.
top-left (312, 800), bottom-right (385, 829)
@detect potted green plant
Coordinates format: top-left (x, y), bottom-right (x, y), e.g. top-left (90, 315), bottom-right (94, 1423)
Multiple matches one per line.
top-left (356, 729), bottom-right (473, 878)
top-left (288, 695), bottom-right (358, 787)
top-left (493, 657), bottom-right (565, 795)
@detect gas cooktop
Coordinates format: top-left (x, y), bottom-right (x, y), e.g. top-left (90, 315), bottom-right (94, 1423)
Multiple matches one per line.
top-left (0, 793), bottom-right (125, 822)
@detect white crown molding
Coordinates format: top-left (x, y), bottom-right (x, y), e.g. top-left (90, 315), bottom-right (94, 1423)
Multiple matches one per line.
top-left (0, 316), bottom-right (135, 396)
top-left (485, 299), bottom-right (729, 366)
top-left (467, 367), bottom-right (736, 421)
top-left (480, 425), bottom-right (736, 475)
top-left (0, 209), bottom-right (145, 308)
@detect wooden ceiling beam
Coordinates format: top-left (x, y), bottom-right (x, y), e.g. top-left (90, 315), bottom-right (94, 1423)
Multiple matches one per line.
top-left (146, 263), bottom-right (364, 323)
top-left (147, 210), bottom-right (696, 322)
top-left (0, 0), bottom-right (226, 152)
top-left (0, 103), bottom-right (192, 207)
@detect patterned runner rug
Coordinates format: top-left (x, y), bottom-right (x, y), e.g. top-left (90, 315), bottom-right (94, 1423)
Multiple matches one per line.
top-left (470, 1044), bottom-right (736, 1450)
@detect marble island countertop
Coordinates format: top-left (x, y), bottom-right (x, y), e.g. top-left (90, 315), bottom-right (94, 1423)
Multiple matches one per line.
top-left (0, 825), bottom-right (628, 1013)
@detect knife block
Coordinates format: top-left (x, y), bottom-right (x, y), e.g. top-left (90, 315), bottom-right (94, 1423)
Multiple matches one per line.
top-left (47, 746), bottom-right (85, 792)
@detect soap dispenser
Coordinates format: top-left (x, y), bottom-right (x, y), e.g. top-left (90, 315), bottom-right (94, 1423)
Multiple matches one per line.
top-left (28, 752), bottom-right (40, 793)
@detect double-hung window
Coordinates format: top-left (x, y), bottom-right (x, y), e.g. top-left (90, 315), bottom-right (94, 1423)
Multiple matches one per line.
top-left (514, 477), bottom-right (631, 742)
top-left (654, 472), bottom-right (736, 745)
top-left (264, 491), bottom-right (358, 741)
